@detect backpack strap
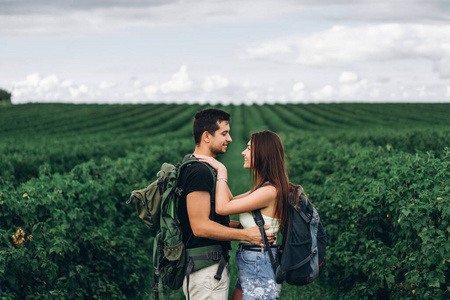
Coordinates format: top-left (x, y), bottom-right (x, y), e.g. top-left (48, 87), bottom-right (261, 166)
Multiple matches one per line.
top-left (251, 181), bottom-right (278, 273)
top-left (178, 155), bottom-right (217, 221)
top-left (252, 209), bottom-right (277, 273)
top-left (185, 245), bottom-right (229, 300)
top-left (153, 267), bottom-right (160, 300)
top-left (294, 186), bottom-right (312, 223)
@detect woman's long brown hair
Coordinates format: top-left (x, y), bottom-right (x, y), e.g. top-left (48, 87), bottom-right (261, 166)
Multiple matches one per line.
top-left (249, 131), bottom-right (295, 230)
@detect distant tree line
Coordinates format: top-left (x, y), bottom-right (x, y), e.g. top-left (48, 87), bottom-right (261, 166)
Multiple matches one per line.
top-left (0, 88), bottom-right (12, 104)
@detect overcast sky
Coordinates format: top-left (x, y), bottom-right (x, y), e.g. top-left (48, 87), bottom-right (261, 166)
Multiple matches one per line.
top-left (1, 0), bottom-right (450, 104)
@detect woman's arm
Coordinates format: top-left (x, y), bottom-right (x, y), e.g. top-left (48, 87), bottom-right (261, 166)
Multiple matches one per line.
top-left (225, 182), bottom-right (234, 200)
top-left (195, 154), bottom-right (277, 215)
top-left (233, 190), bottom-right (251, 200)
top-left (215, 182), bottom-right (276, 215)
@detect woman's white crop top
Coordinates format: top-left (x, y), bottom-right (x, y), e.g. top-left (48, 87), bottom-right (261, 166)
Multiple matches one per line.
top-left (239, 211), bottom-right (280, 244)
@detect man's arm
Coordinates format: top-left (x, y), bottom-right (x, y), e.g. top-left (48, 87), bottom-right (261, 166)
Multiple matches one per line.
top-left (187, 191), bottom-right (274, 246)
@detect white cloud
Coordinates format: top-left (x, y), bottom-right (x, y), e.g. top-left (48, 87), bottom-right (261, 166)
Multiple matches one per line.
top-left (132, 79), bottom-right (142, 88)
top-left (39, 74), bottom-right (59, 91)
top-left (135, 66), bottom-right (195, 101)
top-left (3, 1), bottom-right (450, 105)
top-left (369, 88), bottom-right (380, 99)
top-left (12, 73), bottom-right (59, 101)
top-left (61, 80), bottom-right (73, 88)
top-left (312, 85), bottom-right (334, 101)
top-left (337, 72), bottom-right (372, 100)
top-left (159, 65), bottom-right (192, 94)
top-left (143, 85), bottom-right (159, 98)
top-left (244, 40), bottom-right (292, 59)
top-left (339, 72), bottom-right (359, 84)
top-left (247, 91), bottom-right (258, 101)
top-left (0, 0), bottom-right (303, 37)
top-left (99, 81), bottom-right (116, 90)
top-left (9, 65), bottom-right (450, 105)
top-left (339, 79), bottom-right (370, 99)
top-left (244, 24), bottom-right (450, 79)
top-left (435, 57), bottom-right (450, 78)
top-left (11, 67), bottom-right (196, 104)
top-left (290, 82), bottom-right (306, 102)
top-left (242, 81), bottom-right (261, 89)
top-left (12, 73), bottom-right (99, 103)
top-left (69, 85), bottom-right (89, 99)
top-left (18, 73), bottom-right (41, 88)
top-left (2, 1), bottom-right (449, 38)
top-left (202, 75), bottom-right (229, 93)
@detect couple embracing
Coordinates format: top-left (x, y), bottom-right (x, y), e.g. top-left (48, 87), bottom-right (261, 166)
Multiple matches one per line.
top-left (178, 108), bottom-right (296, 300)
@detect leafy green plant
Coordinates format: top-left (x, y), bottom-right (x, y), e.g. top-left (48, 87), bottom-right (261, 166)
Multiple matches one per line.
top-left (285, 137), bottom-right (449, 299)
top-left (1, 103), bottom-right (450, 299)
top-left (0, 140), bottom-right (193, 299)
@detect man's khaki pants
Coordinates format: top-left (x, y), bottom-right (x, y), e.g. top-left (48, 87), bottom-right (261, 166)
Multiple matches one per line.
top-left (182, 262), bottom-right (230, 300)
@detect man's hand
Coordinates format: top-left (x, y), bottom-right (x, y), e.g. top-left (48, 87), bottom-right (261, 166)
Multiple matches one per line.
top-left (244, 225), bottom-right (275, 247)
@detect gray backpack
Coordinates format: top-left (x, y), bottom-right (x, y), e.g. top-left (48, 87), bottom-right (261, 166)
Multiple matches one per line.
top-left (253, 184), bottom-right (327, 286)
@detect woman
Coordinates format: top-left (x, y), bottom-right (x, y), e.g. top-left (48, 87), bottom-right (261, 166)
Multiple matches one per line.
top-left (196, 130), bottom-right (296, 300)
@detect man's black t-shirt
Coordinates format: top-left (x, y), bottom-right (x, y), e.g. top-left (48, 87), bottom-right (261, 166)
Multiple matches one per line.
top-left (177, 159), bottom-right (231, 251)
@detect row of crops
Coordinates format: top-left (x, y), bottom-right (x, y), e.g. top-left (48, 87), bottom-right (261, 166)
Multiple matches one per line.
top-left (1, 103), bottom-right (449, 299)
top-left (2, 103), bottom-right (449, 186)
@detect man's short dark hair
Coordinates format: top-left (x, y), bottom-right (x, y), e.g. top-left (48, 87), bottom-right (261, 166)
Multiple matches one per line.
top-left (193, 108), bottom-right (231, 145)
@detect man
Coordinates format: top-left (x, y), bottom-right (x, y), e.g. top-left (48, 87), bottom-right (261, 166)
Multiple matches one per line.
top-left (178, 108), bottom-right (273, 300)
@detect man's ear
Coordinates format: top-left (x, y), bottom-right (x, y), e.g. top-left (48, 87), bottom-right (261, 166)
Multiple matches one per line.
top-left (202, 131), bottom-right (210, 143)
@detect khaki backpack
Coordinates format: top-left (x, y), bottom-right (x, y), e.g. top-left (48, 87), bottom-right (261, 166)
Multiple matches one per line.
top-left (127, 156), bottom-right (228, 300)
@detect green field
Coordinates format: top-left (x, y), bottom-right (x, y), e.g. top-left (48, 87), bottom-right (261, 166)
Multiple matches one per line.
top-left (1, 103), bottom-right (449, 299)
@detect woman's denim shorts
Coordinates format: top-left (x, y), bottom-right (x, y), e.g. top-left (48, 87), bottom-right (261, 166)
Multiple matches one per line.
top-left (235, 245), bottom-right (282, 300)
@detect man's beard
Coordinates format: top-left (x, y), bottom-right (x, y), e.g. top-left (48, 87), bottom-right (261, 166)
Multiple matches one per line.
top-left (211, 145), bottom-right (226, 155)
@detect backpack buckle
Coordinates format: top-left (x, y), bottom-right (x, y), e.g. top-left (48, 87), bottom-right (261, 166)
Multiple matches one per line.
top-left (126, 194), bottom-right (135, 204)
top-left (207, 251), bottom-right (221, 261)
top-left (254, 219), bottom-right (264, 226)
top-left (152, 282), bottom-right (159, 292)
